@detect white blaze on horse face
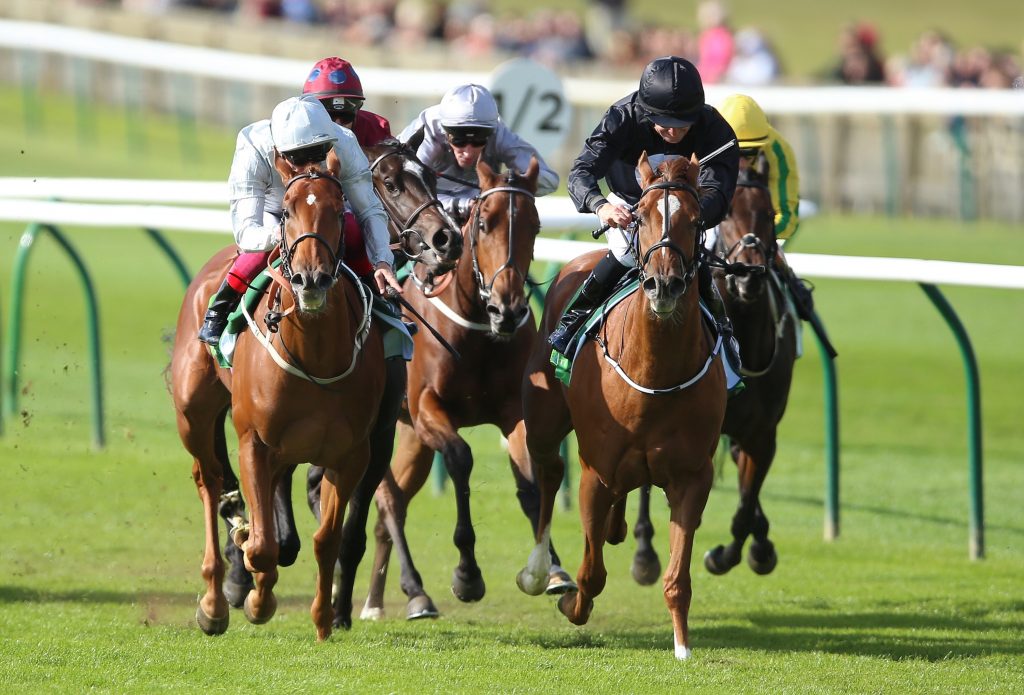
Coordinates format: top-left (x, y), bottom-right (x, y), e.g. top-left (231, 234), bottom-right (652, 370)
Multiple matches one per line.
top-left (306, 193), bottom-right (317, 206)
top-left (665, 195), bottom-right (682, 225)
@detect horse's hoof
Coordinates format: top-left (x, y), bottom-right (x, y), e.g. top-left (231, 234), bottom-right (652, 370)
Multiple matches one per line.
top-left (242, 590), bottom-right (277, 625)
top-left (516, 569), bottom-right (548, 593)
top-left (704, 545), bottom-right (739, 576)
top-left (332, 613), bottom-right (353, 631)
top-left (544, 567), bottom-right (577, 595)
top-left (223, 578), bottom-right (253, 609)
top-left (451, 569), bottom-right (486, 603)
top-left (631, 549), bottom-right (661, 586)
top-left (557, 589), bottom-right (590, 625)
top-left (406, 594), bottom-right (439, 620)
top-left (195, 604), bottom-right (229, 636)
top-left (747, 541), bottom-right (778, 575)
top-left (230, 523), bottom-right (249, 549)
top-left (360, 596), bottom-right (384, 621)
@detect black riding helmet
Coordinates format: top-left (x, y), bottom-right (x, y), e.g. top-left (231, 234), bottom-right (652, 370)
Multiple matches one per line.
top-left (637, 56), bottom-right (705, 128)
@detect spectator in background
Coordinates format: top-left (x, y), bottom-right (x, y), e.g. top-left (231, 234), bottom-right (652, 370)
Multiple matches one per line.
top-left (833, 22), bottom-right (886, 84)
top-left (726, 28), bottom-right (780, 85)
top-left (696, 0), bottom-right (734, 84)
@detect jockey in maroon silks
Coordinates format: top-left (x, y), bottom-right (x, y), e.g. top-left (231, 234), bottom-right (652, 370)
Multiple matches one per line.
top-left (197, 58), bottom-right (398, 346)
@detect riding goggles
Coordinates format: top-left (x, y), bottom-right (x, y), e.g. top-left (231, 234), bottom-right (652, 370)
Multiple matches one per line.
top-left (283, 142), bottom-right (332, 166)
top-left (444, 126), bottom-right (493, 148)
top-left (738, 146), bottom-right (763, 159)
top-left (321, 96), bottom-right (364, 123)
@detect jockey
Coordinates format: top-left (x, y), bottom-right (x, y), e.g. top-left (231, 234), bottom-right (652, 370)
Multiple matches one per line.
top-left (197, 95), bottom-right (400, 346)
top-left (397, 83), bottom-right (559, 225)
top-left (716, 93), bottom-right (814, 318)
top-left (552, 55), bottom-right (741, 370)
top-left (302, 56), bottom-right (392, 147)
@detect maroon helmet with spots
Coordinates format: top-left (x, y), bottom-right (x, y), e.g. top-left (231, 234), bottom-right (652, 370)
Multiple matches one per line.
top-left (303, 57), bottom-right (364, 100)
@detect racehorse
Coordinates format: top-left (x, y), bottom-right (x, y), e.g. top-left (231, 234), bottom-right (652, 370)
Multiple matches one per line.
top-left (171, 150), bottom-right (385, 640)
top-left (516, 154), bottom-right (727, 660)
top-left (630, 155), bottom-right (797, 581)
top-left (209, 138), bottom-right (463, 628)
top-left (362, 156), bottom-right (577, 620)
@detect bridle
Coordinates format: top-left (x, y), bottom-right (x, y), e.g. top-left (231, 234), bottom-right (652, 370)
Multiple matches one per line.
top-left (467, 176), bottom-right (536, 305)
top-left (633, 178), bottom-right (702, 295)
top-left (277, 171), bottom-right (347, 283)
top-left (366, 143), bottom-right (451, 262)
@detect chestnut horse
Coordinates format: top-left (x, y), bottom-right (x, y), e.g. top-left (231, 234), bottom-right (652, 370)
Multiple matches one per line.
top-left (517, 154), bottom-right (726, 660)
top-left (171, 151), bottom-right (385, 640)
top-left (210, 137), bottom-right (462, 627)
top-left (362, 156), bottom-right (576, 620)
top-left (630, 156), bottom-right (797, 581)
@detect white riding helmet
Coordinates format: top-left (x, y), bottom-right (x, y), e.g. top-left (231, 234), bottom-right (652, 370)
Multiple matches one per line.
top-left (439, 84), bottom-right (500, 130)
top-left (270, 96), bottom-right (338, 154)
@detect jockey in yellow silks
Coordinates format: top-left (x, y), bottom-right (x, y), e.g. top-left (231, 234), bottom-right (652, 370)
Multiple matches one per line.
top-left (718, 93), bottom-right (814, 318)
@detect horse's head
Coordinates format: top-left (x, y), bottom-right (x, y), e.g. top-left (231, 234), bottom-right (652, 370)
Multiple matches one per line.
top-left (717, 154), bottom-right (776, 303)
top-left (465, 156), bottom-right (541, 338)
top-left (273, 148), bottom-right (347, 313)
top-left (634, 152), bottom-right (703, 317)
top-left (364, 135), bottom-right (463, 278)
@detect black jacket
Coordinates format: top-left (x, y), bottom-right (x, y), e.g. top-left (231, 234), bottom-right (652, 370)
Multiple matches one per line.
top-left (568, 93), bottom-right (739, 228)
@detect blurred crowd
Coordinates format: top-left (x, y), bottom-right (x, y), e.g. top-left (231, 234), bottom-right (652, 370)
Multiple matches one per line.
top-left (106, 0), bottom-right (1023, 88)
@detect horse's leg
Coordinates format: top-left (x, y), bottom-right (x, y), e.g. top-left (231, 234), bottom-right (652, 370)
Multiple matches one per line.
top-left (704, 436), bottom-right (777, 575)
top-left (178, 407), bottom-right (230, 635)
top-left (365, 418), bottom-right (437, 620)
top-left (412, 390), bottom-right (484, 602)
top-left (663, 461), bottom-right (714, 660)
top-left (236, 431), bottom-right (279, 625)
top-left (214, 408), bottom-right (255, 609)
top-left (744, 433), bottom-right (778, 574)
top-left (503, 417), bottom-right (576, 595)
top-left (631, 484), bottom-right (662, 585)
top-left (557, 464), bottom-right (615, 626)
top-left (274, 464), bottom-right (301, 567)
top-left (309, 441), bottom-right (369, 641)
top-left (516, 357), bottom-right (571, 596)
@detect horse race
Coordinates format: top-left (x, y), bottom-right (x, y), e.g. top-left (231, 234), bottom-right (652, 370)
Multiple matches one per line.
top-left (1, 0), bottom-right (1023, 692)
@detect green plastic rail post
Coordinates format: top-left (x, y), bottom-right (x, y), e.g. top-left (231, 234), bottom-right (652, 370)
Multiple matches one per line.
top-left (144, 228), bottom-right (193, 290)
top-left (814, 314), bottom-right (841, 541)
top-left (4, 224), bottom-right (104, 448)
top-left (920, 283), bottom-right (984, 560)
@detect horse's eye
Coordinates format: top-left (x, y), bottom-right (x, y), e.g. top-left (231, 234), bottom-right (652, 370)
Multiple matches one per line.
top-left (384, 179), bottom-right (398, 194)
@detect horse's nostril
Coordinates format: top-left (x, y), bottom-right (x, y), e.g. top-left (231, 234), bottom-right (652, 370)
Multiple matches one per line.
top-left (432, 231), bottom-right (450, 251)
top-left (486, 303), bottom-right (501, 317)
top-left (667, 276), bottom-right (685, 297)
top-left (642, 277), bottom-right (658, 294)
top-left (290, 272), bottom-right (306, 289)
top-left (314, 272), bottom-right (333, 290)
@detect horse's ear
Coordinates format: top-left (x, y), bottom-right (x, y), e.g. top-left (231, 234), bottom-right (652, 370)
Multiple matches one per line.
top-left (687, 153), bottom-right (700, 186)
top-left (326, 146), bottom-right (341, 178)
top-left (523, 156), bottom-right (539, 193)
top-left (476, 157), bottom-right (496, 188)
top-left (406, 125), bottom-right (426, 153)
top-left (637, 151), bottom-right (656, 186)
top-left (274, 148), bottom-right (299, 183)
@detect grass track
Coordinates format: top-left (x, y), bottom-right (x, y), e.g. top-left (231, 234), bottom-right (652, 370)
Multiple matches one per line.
top-left (1, 87), bottom-right (1024, 693)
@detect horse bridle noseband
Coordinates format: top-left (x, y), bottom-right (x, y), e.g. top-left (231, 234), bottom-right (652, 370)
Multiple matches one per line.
top-left (467, 177), bottom-right (536, 304)
top-left (367, 144), bottom-right (449, 261)
top-left (717, 177), bottom-right (777, 271)
top-left (278, 171), bottom-right (347, 283)
top-left (633, 178), bottom-right (703, 291)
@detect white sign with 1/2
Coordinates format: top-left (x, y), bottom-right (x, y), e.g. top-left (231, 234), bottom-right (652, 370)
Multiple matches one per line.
top-left (489, 58), bottom-right (572, 160)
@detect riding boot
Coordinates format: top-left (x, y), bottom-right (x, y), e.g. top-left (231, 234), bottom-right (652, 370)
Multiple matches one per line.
top-left (549, 251), bottom-right (629, 356)
top-left (699, 266), bottom-right (742, 373)
top-left (198, 279), bottom-right (243, 346)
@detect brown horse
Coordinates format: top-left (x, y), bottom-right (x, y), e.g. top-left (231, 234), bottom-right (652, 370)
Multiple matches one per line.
top-left (362, 156), bottom-right (576, 620)
top-left (171, 150), bottom-right (385, 640)
top-left (630, 156), bottom-right (798, 580)
top-left (517, 154), bottom-right (726, 660)
top-left (209, 137), bottom-right (463, 628)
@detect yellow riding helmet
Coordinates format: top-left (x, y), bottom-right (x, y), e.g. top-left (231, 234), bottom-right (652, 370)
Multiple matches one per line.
top-left (718, 94), bottom-right (770, 149)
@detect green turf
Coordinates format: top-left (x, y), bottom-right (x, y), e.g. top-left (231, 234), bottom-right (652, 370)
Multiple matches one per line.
top-left (2, 81), bottom-right (1024, 694)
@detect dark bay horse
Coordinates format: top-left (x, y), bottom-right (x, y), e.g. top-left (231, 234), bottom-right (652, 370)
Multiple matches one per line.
top-left (210, 138), bottom-right (462, 629)
top-left (362, 156), bottom-right (576, 620)
top-left (171, 151), bottom-right (385, 640)
top-left (517, 154), bottom-right (726, 660)
top-left (631, 155), bottom-right (798, 581)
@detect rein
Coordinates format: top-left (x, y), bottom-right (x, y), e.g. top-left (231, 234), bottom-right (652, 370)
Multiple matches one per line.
top-left (420, 179), bottom-right (536, 333)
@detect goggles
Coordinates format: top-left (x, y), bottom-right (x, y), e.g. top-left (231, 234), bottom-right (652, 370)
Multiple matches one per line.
top-left (283, 143), bottom-right (332, 166)
top-left (738, 147), bottom-right (762, 159)
top-left (321, 96), bottom-right (364, 123)
top-left (444, 125), bottom-right (493, 148)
